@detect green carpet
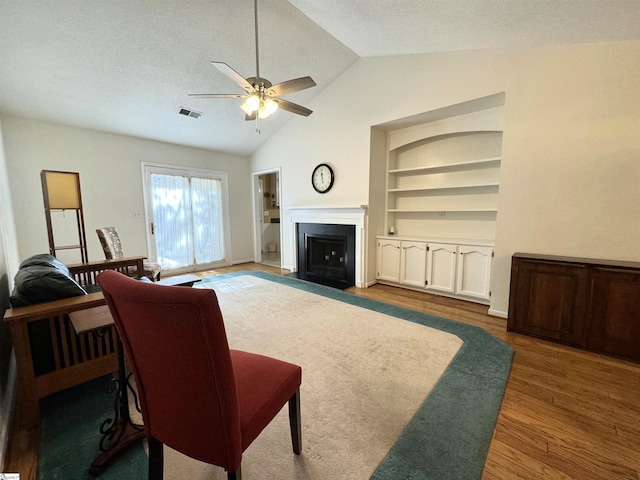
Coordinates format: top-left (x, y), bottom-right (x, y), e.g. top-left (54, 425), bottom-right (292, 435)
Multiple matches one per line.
top-left (38, 271), bottom-right (513, 479)
top-left (38, 375), bottom-right (146, 480)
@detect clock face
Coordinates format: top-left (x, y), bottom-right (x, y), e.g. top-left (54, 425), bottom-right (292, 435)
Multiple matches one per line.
top-left (312, 164), bottom-right (334, 193)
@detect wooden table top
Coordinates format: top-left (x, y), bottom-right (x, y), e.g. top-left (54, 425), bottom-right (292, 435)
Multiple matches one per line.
top-left (69, 305), bottom-right (113, 335)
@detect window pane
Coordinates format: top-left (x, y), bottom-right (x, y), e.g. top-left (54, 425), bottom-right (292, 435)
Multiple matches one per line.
top-left (191, 177), bottom-right (224, 264)
top-left (151, 173), bottom-right (192, 269)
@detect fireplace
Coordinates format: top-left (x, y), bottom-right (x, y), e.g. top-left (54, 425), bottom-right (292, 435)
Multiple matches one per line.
top-left (297, 223), bottom-right (356, 289)
top-left (288, 206), bottom-right (367, 288)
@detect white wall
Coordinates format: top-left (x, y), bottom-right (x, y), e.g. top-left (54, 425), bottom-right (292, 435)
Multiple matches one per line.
top-left (2, 116), bottom-right (254, 265)
top-left (0, 116), bottom-right (20, 470)
top-left (251, 40), bottom-right (640, 316)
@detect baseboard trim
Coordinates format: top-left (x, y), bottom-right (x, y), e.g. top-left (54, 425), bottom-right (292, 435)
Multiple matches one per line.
top-left (231, 258), bottom-right (254, 265)
top-left (488, 308), bottom-right (508, 319)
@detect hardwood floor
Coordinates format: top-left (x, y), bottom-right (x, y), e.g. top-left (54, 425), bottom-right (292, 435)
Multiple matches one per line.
top-left (349, 285), bottom-right (640, 480)
top-left (6, 263), bottom-right (640, 479)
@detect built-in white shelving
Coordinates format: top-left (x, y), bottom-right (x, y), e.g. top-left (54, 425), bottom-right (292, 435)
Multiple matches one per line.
top-left (374, 96), bottom-right (504, 304)
top-left (384, 107), bottom-right (504, 241)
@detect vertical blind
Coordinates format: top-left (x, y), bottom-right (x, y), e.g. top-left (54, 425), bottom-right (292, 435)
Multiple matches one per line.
top-left (151, 173), bottom-right (224, 270)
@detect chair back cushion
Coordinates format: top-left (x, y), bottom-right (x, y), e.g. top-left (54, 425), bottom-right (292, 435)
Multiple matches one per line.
top-left (96, 227), bottom-right (125, 260)
top-left (97, 270), bottom-right (242, 469)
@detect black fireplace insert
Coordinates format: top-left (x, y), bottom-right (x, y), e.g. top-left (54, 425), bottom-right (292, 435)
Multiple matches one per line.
top-left (297, 223), bottom-right (356, 289)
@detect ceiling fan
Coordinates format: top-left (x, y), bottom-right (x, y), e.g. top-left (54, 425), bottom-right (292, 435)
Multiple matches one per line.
top-left (189, 0), bottom-right (316, 123)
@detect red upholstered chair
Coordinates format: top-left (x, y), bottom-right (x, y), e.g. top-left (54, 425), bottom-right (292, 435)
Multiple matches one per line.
top-left (97, 270), bottom-right (302, 480)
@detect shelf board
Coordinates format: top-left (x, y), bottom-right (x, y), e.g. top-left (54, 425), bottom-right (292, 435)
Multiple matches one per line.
top-left (388, 208), bottom-right (498, 213)
top-left (389, 157), bottom-right (501, 174)
top-left (389, 182), bottom-right (499, 193)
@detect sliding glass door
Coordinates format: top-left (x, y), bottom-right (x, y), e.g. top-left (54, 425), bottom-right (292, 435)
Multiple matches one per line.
top-left (142, 164), bottom-right (231, 274)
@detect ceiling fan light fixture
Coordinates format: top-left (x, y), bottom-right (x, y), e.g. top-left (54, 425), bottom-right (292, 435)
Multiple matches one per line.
top-left (240, 101), bottom-right (254, 116)
top-left (257, 104), bottom-right (271, 119)
top-left (245, 93), bottom-right (261, 112)
top-left (264, 97), bottom-right (278, 115)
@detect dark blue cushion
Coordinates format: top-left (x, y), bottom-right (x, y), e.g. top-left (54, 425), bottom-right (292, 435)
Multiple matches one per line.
top-left (10, 254), bottom-right (87, 307)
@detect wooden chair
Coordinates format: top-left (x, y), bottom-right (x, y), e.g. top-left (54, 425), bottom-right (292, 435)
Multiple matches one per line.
top-left (96, 227), bottom-right (162, 281)
top-left (97, 270), bottom-right (302, 480)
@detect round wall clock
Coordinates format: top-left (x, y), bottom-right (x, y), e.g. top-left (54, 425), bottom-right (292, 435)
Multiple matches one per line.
top-left (311, 163), bottom-right (334, 194)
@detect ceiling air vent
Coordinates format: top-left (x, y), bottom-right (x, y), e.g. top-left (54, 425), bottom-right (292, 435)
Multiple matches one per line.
top-left (178, 107), bottom-right (202, 119)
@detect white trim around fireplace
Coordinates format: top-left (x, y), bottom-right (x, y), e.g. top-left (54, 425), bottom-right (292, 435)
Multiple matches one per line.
top-left (287, 206), bottom-right (368, 288)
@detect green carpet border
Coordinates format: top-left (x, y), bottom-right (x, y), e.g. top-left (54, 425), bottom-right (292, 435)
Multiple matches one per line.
top-left (200, 271), bottom-right (514, 480)
top-left (38, 270), bottom-right (513, 479)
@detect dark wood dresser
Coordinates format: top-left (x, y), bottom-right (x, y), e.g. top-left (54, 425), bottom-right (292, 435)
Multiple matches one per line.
top-left (508, 252), bottom-right (640, 363)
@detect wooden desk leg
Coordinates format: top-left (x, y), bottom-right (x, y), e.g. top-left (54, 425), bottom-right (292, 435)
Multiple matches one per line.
top-left (89, 336), bottom-right (146, 476)
top-left (10, 322), bottom-right (41, 429)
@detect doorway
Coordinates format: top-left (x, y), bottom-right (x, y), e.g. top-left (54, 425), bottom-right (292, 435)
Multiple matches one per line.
top-left (253, 168), bottom-right (281, 268)
top-left (142, 163), bottom-right (232, 275)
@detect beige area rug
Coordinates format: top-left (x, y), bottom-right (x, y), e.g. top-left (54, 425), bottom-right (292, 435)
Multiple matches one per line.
top-left (140, 275), bottom-right (463, 479)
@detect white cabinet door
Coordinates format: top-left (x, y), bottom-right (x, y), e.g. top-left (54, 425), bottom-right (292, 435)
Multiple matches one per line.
top-left (376, 239), bottom-right (401, 282)
top-left (426, 243), bottom-right (458, 293)
top-left (456, 245), bottom-right (493, 301)
top-left (377, 237), bottom-right (493, 304)
top-left (400, 241), bottom-right (427, 288)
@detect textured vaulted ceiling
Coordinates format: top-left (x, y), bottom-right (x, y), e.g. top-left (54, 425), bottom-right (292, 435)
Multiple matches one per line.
top-left (1, 0), bottom-right (639, 156)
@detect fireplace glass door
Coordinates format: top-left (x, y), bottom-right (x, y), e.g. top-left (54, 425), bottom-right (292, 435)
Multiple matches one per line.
top-left (307, 237), bottom-right (347, 281)
top-left (297, 223), bottom-right (356, 289)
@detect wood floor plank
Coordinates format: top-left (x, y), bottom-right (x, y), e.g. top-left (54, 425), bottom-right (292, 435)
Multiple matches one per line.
top-left (509, 362), bottom-right (611, 403)
top-left (501, 389), bottom-right (617, 440)
top-left (494, 408), bottom-right (638, 480)
top-left (545, 440), bottom-right (639, 480)
top-left (500, 390), bottom-right (640, 476)
top-left (508, 363), bottom-right (640, 445)
top-left (617, 424), bottom-right (640, 448)
top-left (551, 387), bottom-right (640, 434)
top-left (494, 413), bottom-right (550, 454)
top-left (483, 440), bottom-right (573, 480)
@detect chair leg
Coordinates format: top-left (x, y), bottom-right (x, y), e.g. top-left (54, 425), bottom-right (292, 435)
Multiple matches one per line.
top-left (288, 389), bottom-right (302, 454)
top-left (148, 437), bottom-right (164, 480)
top-left (227, 465), bottom-right (242, 480)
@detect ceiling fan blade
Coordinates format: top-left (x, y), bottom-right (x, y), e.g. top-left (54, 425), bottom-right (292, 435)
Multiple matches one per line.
top-left (188, 93), bottom-right (248, 98)
top-left (267, 76), bottom-right (316, 96)
top-left (211, 62), bottom-right (256, 93)
top-left (245, 112), bottom-right (257, 121)
top-left (277, 99), bottom-right (313, 117)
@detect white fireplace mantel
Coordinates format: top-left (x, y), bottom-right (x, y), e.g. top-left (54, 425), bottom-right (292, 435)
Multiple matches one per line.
top-left (287, 206), bottom-right (368, 287)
